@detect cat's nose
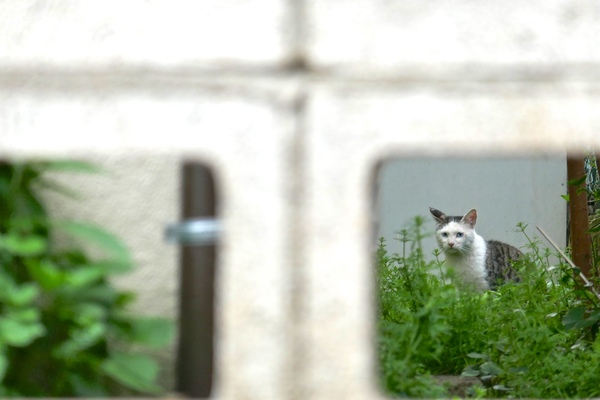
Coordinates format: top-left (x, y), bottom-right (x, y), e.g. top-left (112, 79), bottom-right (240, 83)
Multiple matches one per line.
top-left (448, 242), bottom-right (454, 248)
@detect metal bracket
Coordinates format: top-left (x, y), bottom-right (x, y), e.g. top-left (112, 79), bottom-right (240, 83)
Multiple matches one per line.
top-left (166, 218), bottom-right (221, 245)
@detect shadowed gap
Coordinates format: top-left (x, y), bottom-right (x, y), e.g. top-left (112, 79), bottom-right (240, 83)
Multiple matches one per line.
top-left (176, 163), bottom-right (217, 398)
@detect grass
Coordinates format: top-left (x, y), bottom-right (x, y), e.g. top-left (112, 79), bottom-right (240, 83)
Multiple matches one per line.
top-left (377, 217), bottom-right (600, 398)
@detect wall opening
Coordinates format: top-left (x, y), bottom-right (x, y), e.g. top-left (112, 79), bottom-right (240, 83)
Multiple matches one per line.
top-left (0, 156), bottom-right (219, 398)
top-left (374, 153), bottom-right (600, 398)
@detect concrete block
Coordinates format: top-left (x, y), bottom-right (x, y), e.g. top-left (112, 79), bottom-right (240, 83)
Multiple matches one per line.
top-left (306, 0), bottom-right (600, 72)
top-left (300, 82), bottom-right (600, 399)
top-left (0, 77), bottom-right (297, 399)
top-left (0, 0), bottom-right (292, 69)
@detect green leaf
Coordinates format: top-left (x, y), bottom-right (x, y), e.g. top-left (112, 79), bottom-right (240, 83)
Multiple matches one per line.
top-left (26, 259), bottom-right (64, 290)
top-left (562, 306), bottom-right (596, 330)
top-left (54, 322), bottom-right (106, 358)
top-left (561, 194), bottom-right (570, 202)
top-left (568, 175), bottom-right (587, 186)
top-left (56, 285), bottom-right (120, 305)
top-left (87, 260), bottom-right (132, 274)
top-left (54, 221), bottom-right (132, 267)
top-left (586, 309), bottom-right (600, 323)
top-left (0, 317), bottom-right (45, 347)
top-left (466, 352), bottom-right (489, 360)
top-left (72, 303), bottom-right (107, 326)
top-left (461, 365), bottom-right (481, 377)
top-left (35, 179), bottom-right (84, 200)
top-left (0, 270), bottom-right (16, 292)
top-left (115, 291), bottom-right (137, 307)
top-left (69, 374), bottom-right (109, 397)
top-left (480, 361), bottom-right (503, 376)
top-left (7, 283), bottom-right (39, 306)
top-left (0, 233), bottom-right (47, 256)
top-left (65, 267), bottom-right (105, 287)
top-left (588, 224), bottom-right (600, 233)
top-left (101, 352), bottom-right (162, 394)
top-left (127, 317), bottom-right (174, 348)
top-left (562, 306), bottom-right (585, 330)
top-left (0, 354), bottom-right (7, 382)
top-left (8, 308), bottom-right (40, 323)
top-left (37, 160), bottom-right (103, 174)
top-left (508, 366), bottom-right (529, 374)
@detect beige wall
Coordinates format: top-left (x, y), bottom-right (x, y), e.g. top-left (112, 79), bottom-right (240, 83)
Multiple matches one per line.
top-left (1, 1), bottom-right (600, 399)
top-left (44, 154), bottom-right (181, 319)
top-left (42, 154), bottom-right (181, 390)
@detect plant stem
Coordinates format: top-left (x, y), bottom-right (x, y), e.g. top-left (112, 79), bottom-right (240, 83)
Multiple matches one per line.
top-left (537, 226), bottom-right (600, 305)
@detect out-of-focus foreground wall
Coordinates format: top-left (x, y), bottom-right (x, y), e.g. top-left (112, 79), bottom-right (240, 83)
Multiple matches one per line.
top-left (1, 1), bottom-right (600, 399)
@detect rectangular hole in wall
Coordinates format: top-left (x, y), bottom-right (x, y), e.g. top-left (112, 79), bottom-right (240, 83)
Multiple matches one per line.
top-left (0, 156), bottom-right (218, 398)
top-left (374, 153), bottom-right (600, 398)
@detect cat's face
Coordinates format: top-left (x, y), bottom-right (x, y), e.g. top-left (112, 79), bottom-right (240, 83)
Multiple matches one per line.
top-left (430, 207), bottom-right (477, 255)
top-left (434, 221), bottom-right (474, 254)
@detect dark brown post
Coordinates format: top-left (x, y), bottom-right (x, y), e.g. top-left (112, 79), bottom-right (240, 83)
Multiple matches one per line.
top-left (567, 155), bottom-right (592, 277)
top-left (176, 163), bottom-right (216, 397)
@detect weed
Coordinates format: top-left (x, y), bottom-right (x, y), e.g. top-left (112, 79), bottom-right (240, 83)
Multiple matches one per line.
top-left (378, 217), bottom-right (600, 398)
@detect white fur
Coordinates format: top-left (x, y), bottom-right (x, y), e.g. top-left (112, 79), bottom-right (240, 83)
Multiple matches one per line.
top-left (435, 221), bottom-right (489, 291)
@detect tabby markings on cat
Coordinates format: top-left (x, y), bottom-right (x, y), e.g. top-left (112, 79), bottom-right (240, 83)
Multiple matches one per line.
top-left (429, 207), bottom-right (521, 291)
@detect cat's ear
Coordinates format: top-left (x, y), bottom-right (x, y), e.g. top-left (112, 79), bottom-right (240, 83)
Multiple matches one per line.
top-left (461, 209), bottom-right (478, 228)
top-left (429, 207), bottom-right (447, 224)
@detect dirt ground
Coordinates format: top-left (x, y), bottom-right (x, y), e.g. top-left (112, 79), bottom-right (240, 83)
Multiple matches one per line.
top-left (433, 375), bottom-right (482, 397)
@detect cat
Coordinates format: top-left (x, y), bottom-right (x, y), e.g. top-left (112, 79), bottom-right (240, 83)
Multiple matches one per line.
top-left (429, 207), bottom-right (522, 291)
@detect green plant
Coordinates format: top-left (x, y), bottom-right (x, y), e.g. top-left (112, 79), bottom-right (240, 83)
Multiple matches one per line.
top-left (0, 161), bottom-right (173, 396)
top-left (586, 152), bottom-right (600, 276)
top-left (378, 217), bottom-right (600, 398)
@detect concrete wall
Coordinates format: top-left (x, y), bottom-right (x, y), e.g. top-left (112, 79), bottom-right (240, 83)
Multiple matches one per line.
top-left (41, 154), bottom-right (182, 390)
top-left (378, 155), bottom-right (567, 258)
top-left (0, 1), bottom-right (600, 399)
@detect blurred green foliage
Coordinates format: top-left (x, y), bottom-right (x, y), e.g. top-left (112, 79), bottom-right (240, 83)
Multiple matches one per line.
top-left (0, 160), bottom-right (173, 396)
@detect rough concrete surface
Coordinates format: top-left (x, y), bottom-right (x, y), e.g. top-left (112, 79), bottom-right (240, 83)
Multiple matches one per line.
top-left (1, 1), bottom-right (600, 400)
top-left (0, 0), bottom-right (291, 68)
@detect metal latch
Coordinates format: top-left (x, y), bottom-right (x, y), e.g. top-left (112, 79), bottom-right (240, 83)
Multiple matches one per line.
top-left (166, 218), bottom-right (221, 245)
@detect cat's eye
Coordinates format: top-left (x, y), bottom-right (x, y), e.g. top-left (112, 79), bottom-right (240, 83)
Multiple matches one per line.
top-left (456, 232), bottom-right (464, 238)
top-left (441, 232), bottom-right (448, 238)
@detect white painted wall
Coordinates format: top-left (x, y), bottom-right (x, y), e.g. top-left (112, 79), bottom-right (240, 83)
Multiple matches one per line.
top-left (378, 155), bottom-right (567, 258)
top-left (0, 1), bottom-right (599, 399)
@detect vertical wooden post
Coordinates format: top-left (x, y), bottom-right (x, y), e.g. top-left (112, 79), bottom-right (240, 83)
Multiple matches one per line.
top-left (567, 155), bottom-right (592, 277)
top-left (177, 163), bottom-right (216, 398)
